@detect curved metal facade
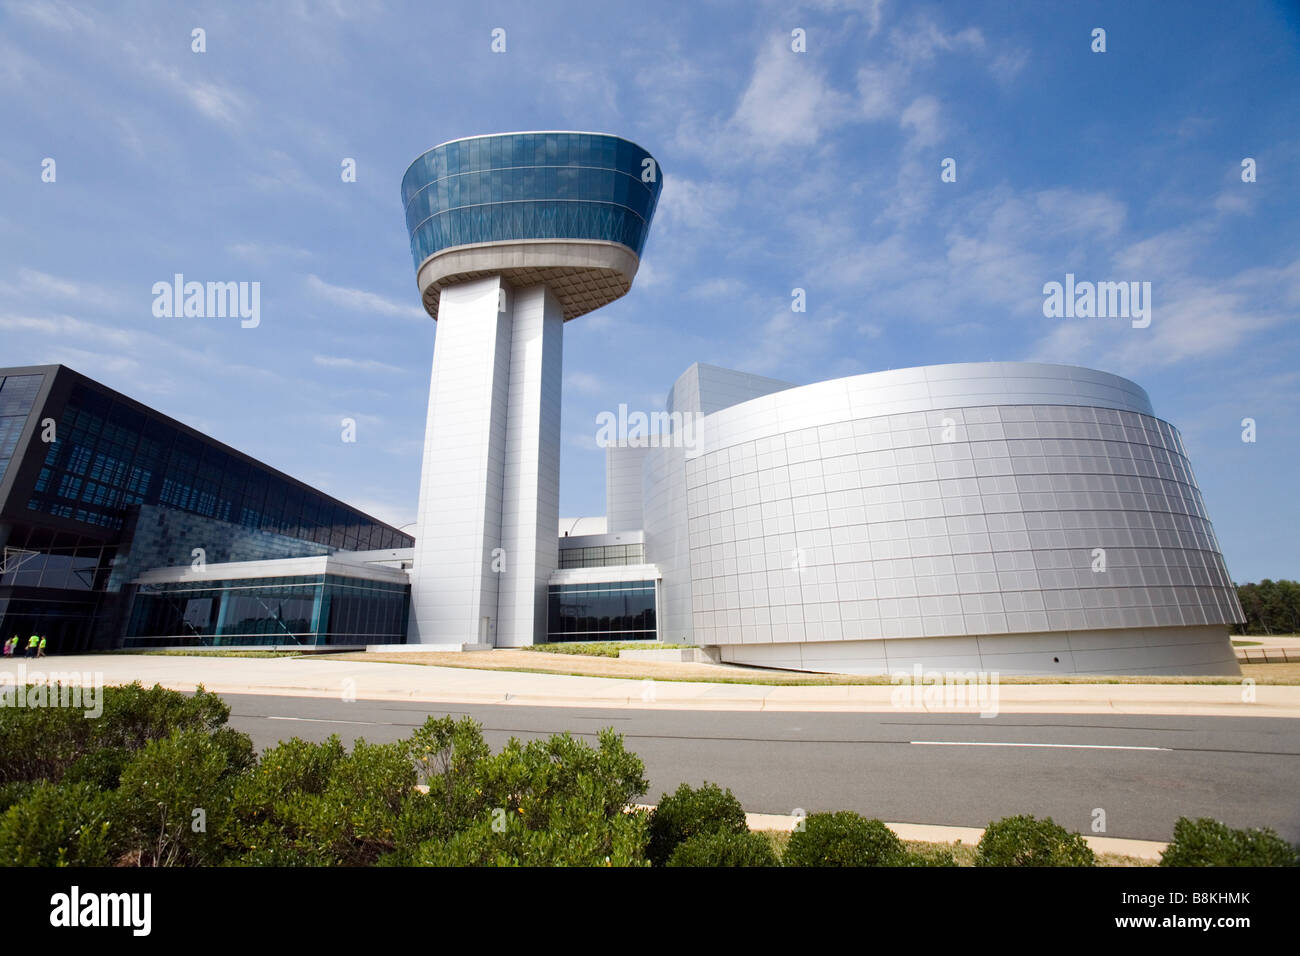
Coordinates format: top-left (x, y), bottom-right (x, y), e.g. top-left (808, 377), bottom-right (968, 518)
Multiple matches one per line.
top-left (645, 362), bottom-right (1244, 675)
top-left (401, 132), bottom-right (662, 271)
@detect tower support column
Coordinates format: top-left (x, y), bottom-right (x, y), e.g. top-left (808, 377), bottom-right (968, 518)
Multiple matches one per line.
top-left (408, 276), bottom-right (512, 645)
top-left (407, 278), bottom-right (562, 647)
top-left (496, 284), bottom-right (563, 646)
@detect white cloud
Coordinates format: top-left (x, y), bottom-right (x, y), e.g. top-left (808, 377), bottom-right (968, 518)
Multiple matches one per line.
top-left (1032, 190), bottom-right (1127, 238)
top-left (856, 63), bottom-right (904, 120)
top-left (41, 348), bottom-right (145, 388)
top-left (565, 371), bottom-right (604, 395)
top-left (565, 430), bottom-right (602, 452)
top-left (3, 268), bottom-right (76, 298)
top-left (731, 34), bottom-right (855, 149)
top-left (305, 274), bottom-right (425, 320)
top-left (889, 20), bottom-right (985, 64)
top-left (732, 307), bottom-right (845, 376)
top-left (312, 354), bottom-right (405, 375)
top-left (989, 49), bottom-right (1029, 85)
top-left (229, 240), bottom-right (313, 261)
top-left (546, 62), bottom-right (619, 122)
top-left (690, 277), bottom-right (748, 300)
top-left (144, 62), bottom-right (246, 127)
top-left (0, 312), bottom-right (135, 348)
top-left (1027, 247), bottom-right (1298, 374)
top-left (900, 95), bottom-right (942, 148)
top-left (0, 268), bottom-right (131, 311)
top-left (5, 0), bottom-right (95, 32)
top-left (656, 176), bottom-right (737, 233)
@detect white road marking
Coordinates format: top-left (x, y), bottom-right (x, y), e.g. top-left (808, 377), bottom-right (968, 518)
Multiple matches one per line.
top-left (265, 715), bottom-right (387, 726)
top-left (910, 740), bottom-right (1171, 751)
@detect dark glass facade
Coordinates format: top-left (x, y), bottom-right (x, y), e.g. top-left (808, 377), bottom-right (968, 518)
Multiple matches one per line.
top-left (546, 580), bottom-right (657, 642)
top-left (0, 365), bottom-right (413, 651)
top-left (401, 132), bottom-right (662, 271)
top-left (124, 572), bottom-right (410, 648)
top-left (558, 542), bottom-right (645, 569)
top-left (25, 377), bottom-right (405, 549)
top-left (0, 374), bottom-right (42, 484)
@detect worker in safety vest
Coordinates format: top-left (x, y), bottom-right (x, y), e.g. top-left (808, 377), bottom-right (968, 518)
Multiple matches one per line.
top-left (37, 636), bottom-right (47, 658)
top-left (26, 634), bottom-right (39, 658)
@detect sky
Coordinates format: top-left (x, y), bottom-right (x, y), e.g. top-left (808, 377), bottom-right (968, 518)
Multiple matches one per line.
top-left (0, 0), bottom-right (1296, 583)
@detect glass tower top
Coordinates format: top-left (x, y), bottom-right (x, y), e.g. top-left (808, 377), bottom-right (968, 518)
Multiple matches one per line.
top-left (401, 132), bottom-right (662, 272)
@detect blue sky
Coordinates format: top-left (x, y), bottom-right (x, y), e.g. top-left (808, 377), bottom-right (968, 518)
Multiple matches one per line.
top-left (0, 0), bottom-right (1296, 583)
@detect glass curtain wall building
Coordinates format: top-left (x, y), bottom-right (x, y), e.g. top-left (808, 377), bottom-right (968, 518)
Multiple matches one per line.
top-left (0, 365), bottom-right (413, 651)
top-left (124, 560), bottom-right (410, 648)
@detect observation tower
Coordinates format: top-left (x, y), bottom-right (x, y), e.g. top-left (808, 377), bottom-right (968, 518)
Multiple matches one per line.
top-left (399, 132), bottom-right (662, 646)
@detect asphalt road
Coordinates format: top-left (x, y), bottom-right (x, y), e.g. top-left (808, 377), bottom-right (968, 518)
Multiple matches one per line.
top-left (221, 692), bottom-right (1300, 843)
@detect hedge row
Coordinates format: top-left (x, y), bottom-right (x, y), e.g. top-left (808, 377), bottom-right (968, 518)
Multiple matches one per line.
top-left (1, 684), bottom-right (1295, 867)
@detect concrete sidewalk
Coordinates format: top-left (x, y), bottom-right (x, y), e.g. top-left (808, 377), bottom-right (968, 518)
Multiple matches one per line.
top-left (1236, 635), bottom-right (1300, 664)
top-left (3, 654), bottom-right (1297, 717)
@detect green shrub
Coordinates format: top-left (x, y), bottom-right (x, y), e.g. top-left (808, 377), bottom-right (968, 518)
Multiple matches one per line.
top-left (0, 781), bottom-right (118, 866)
top-left (412, 802), bottom-right (649, 867)
top-left (976, 815), bottom-right (1096, 867)
top-left (646, 782), bottom-right (749, 866)
top-left (525, 642), bottom-right (687, 657)
top-left (0, 697), bottom-right (95, 784)
top-left (1159, 817), bottom-right (1299, 867)
top-left (400, 721), bottom-right (650, 867)
top-left (897, 844), bottom-right (958, 867)
top-left (227, 735), bottom-right (416, 866)
top-left (386, 718), bottom-right (493, 862)
top-left (0, 682), bottom-right (231, 785)
top-left (0, 781), bottom-right (35, 815)
top-left (63, 747), bottom-right (132, 790)
top-left (0, 705), bottom-right (654, 868)
top-left (783, 812), bottom-right (906, 867)
top-left (114, 727), bottom-right (255, 866)
top-left (95, 683), bottom-right (230, 752)
top-left (666, 829), bottom-right (779, 867)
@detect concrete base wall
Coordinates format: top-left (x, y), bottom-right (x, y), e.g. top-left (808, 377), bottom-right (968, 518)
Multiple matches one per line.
top-left (716, 625), bottom-right (1241, 676)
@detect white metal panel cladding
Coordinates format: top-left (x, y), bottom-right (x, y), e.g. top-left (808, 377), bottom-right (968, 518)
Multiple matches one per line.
top-left (606, 444), bottom-right (651, 532)
top-left (685, 362), bottom-right (1157, 460)
top-left (495, 285), bottom-right (564, 647)
top-left (652, 362), bottom-right (1243, 673)
top-left (407, 277), bottom-right (513, 644)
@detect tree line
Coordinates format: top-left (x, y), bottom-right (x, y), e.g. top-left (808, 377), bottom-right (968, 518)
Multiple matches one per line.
top-left (1235, 580), bottom-right (1300, 635)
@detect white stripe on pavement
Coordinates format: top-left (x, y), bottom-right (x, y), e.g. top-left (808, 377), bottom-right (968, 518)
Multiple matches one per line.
top-left (910, 740), bottom-right (1171, 751)
top-left (265, 716), bottom-right (389, 726)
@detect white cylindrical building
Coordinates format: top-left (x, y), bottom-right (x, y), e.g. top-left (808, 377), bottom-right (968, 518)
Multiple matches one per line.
top-left (639, 362), bottom-right (1244, 675)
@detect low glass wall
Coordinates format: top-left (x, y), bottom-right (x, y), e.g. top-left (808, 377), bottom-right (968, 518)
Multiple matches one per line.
top-left (546, 580), bottom-right (656, 642)
top-left (122, 572), bottom-right (409, 647)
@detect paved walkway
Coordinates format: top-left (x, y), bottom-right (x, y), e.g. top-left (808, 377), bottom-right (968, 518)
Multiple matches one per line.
top-left (1236, 635), bottom-right (1300, 664)
top-left (3, 653), bottom-right (1297, 717)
